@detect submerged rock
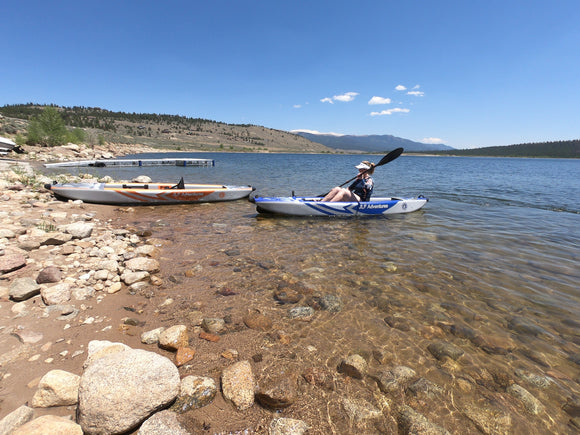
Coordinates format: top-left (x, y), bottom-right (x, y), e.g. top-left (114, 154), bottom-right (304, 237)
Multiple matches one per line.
top-left (172, 376), bottom-right (217, 413)
top-left (319, 294), bottom-right (342, 313)
top-left (243, 311), bottom-right (273, 331)
top-left (269, 418), bottom-right (310, 435)
top-left (288, 306), bottom-right (314, 319)
top-left (221, 360), bottom-right (255, 411)
top-left (507, 384), bottom-right (544, 415)
top-left (427, 341), bottom-right (465, 361)
top-left (338, 354), bottom-right (368, 379)
top-left (373, 366), bottom-right (416, 393)
top-left (256, 373), bottom-right (298, 409)
top-left (341, 397), bottom-right (383, 422)
top-left (398, 405), bottom-right (451, 435)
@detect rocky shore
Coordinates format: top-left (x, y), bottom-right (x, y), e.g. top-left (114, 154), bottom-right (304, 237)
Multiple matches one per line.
top-left (0, 145), bottom-right (315, 434)
top-left (1, 144), bottom-right (579, 434)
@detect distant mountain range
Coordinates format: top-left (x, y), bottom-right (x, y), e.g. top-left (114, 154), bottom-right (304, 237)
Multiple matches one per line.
top-left (293, 131), bottom-right (455, 152)
top-left (2, 104), bottom-right (576, 157)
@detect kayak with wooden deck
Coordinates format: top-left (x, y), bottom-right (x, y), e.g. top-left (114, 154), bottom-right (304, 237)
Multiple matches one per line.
top-left (45, 180), bottom-right (254, 205)
top-left (252, 195), bottom-right (428, 216)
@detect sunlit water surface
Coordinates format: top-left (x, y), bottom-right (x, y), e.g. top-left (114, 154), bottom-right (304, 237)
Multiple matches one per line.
top-left (45, 153), bottom-right (579, 432)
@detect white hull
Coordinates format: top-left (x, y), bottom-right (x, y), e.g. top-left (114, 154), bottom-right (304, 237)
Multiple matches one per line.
top-left (0, 137), bottom-right (17, 154)
top-left (46, 182), bottom-right (254, 205)
top-left (254, 196), bottom-right (428, 216)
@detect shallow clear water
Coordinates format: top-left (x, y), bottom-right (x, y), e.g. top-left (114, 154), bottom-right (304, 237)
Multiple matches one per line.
top-left (45, 153), bottom-right (580, 432)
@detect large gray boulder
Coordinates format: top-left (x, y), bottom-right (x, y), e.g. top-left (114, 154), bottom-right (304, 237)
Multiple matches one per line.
top-left (77, 348), bottom-right (180, 434)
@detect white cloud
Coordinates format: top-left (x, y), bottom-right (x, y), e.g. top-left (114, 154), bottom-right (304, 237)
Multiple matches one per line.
top-left (334, 92), bottom-right (359, 102)
top-left (370, 108), bottom-right (410, 116)
top-left (368, 96), bottom-right (391, 105)
top-left (421, 137), bottom-right (445, 144)
top-left (293, 104), bottom-right (302, 109)
top-left (412, 85), bottom-right (420, 89)
top-left (321, 92), bottom-right (359, 104)
top-left (291, 129), bottom-right (344, 136)
top-left (395, 85), bottom-right (407, 91)
top-left (407, 91), bottom-right (424, 97)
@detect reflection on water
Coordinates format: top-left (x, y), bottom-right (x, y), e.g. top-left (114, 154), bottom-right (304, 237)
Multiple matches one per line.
top-left (113, 194), bottom-right (579, 433)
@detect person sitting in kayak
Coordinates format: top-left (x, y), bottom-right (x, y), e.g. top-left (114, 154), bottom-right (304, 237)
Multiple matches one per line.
top-left (322, 161), bottom-right (375, 202)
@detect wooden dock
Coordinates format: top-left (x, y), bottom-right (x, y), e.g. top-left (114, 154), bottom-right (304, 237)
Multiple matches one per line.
top-left (44, 158), bottom-right (215, 168)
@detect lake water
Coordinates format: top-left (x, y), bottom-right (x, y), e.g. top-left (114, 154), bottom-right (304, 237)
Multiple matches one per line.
top-left (45, 153), bottom-right (579, 433)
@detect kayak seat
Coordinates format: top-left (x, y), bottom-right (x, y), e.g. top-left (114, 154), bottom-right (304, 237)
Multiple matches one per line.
top-left (171, 177), bottom-right (185, 189)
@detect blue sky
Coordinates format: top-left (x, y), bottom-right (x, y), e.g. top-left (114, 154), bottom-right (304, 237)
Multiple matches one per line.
top-left (2, 1), bottom-right (579, 149)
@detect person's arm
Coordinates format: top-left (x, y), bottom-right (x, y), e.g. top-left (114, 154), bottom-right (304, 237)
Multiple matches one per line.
top-left (348, 179), bottom-right (361, 191)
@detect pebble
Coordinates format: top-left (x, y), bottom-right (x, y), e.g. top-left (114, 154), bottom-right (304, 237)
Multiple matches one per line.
top-left (507, 383), bottom-right (545, 415)
top-left (338, 354), bottom-right (368, 379)
top-left (398, 405), bottom-right (451, 434)
top-left (319, 293), bottom-right (342, 312)
top-left (202, 317), bottom-right (226, 334)
top-left (372, 366), bottom-right (416, 393)
top-left (288, 306), bottom-right (314, 319)
top-left (221, 360), bottom-right (255, 411)
top-left (141, 327), bottom-right (166, 345)
top-left (172, 375), bottom-right (217, 413)
top-left (269, 418), bottom-right (310, 435)
top-left (427, 341), bottom-right (465, 361)
top-left (341, 397), bottom-right (383, 422)
top-left (158, 325), bottom-right (189, 351)
top-left (256, 373), bottom-right (298, 409)
top-left (175, 347), bottom-right (195, 367)
top-left (243, 311), bottom-right (273, 331)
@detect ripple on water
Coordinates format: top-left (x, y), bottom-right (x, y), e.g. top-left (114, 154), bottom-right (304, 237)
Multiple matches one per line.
top-left (114, 199), bottom-right (579, 433)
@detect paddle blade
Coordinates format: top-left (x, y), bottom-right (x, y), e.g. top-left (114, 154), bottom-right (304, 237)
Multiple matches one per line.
top-left (376, 147), bottom-right (404, 167)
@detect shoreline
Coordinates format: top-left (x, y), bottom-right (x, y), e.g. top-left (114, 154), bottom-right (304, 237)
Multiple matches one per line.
top-left (1, 144), bottom-right (578, 434)
top-left (0, 143), bottom-right (198, 432)
top-left (1, 143), bottom-right (317, 434)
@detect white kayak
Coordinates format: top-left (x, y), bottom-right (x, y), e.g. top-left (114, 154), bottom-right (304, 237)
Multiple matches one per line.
top-left (253, 195), bottom-right (428, 217)
top-left (45, 180), bottom-right (254, 205)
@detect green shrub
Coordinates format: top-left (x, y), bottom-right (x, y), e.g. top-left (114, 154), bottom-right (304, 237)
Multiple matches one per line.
top-left (68, 127), bottom-right (87, 143)
top-left (26, 107), bottom-right (68, 147)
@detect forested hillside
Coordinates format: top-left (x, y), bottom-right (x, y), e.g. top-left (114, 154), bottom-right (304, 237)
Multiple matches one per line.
top-left (418, 140), bottom-right (579, 158)
top-left (0, 104), bottom-right (331, 153)
top-left (1, 104), bottom-right (577, 157)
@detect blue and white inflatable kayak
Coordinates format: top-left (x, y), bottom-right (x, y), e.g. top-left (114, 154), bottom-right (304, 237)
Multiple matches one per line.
top-left (253, 195), bottom-right (428, 217)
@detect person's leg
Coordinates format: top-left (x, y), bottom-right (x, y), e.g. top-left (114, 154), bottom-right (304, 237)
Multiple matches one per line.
top-left (328, 188), bottom-right (358, 202)
top-left (321, 187), bottom-right (342, 202)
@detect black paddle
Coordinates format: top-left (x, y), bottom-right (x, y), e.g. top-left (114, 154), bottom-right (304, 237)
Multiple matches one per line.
top-left (317, 147), bottom-right (404, 197)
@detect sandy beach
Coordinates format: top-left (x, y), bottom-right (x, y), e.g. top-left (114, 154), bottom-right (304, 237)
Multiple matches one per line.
top-left (0, 143), bottom-right (200, 433)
